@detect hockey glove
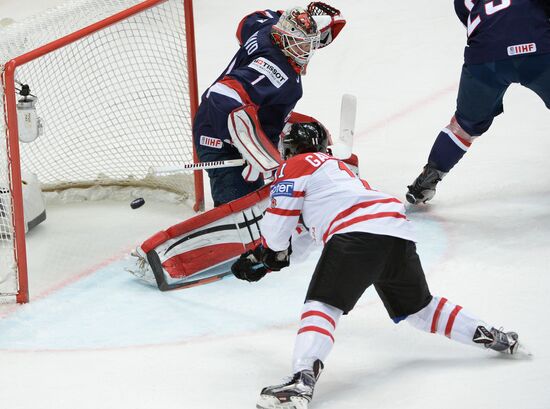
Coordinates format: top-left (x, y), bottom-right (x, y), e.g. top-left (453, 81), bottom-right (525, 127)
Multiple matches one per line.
top-left (232, 247), bottom-right (269, 282)
top-left (231, 244), bottom-right (292, 282)
top-left (228, 105), bottom-right (281, 183)
top-left (262, 245), bottom-right (291, 271)
top-left (241, 162), bottom-right (262, 182)
top-left (241, 162), bottom-right (274, 183)
top-left (308, 2), bottom-right (346, 48)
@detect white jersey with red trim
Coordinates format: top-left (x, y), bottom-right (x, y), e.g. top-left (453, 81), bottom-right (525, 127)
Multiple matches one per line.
top-left (260, 152), bottom-right (416, 252)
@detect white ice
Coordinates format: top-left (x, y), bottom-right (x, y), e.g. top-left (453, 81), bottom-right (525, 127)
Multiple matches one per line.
top-left (1, 1), bottom-right (549, 408)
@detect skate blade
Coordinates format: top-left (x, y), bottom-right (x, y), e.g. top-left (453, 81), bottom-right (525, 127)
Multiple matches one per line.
top-left (405, 192), bottom-right (419, 205)
top-left (513, 341), bottom-right (533, 359)
top-left (256, 395), bottom-right (309, 409)
top-left (125, 267), bottom-right (157, 287)
top-left (495, 341), bottom-right (533, 360)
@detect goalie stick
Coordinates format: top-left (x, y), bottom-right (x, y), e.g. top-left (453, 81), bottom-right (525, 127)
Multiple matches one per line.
top-left (152, 94), bottom-right (357, 174)
top-left (329, 93), bottom-right (356, 159)
top-left (154, 159), bottom-right (246, 174)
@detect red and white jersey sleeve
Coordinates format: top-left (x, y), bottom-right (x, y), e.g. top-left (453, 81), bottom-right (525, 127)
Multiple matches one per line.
top-left (260, 152), bottom-right (416, 251)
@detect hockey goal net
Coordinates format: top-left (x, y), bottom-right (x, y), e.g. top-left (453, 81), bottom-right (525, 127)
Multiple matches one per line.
top-left (0, 0), bottom-right (202, 303)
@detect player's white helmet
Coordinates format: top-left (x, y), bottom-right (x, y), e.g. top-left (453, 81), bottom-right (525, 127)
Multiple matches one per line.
top-left (271, 7), bottom-right (321, 71)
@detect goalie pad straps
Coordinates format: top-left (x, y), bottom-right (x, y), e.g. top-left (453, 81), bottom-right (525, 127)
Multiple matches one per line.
top-left (228, 104), bottom-right (282, 172)
top-left (308, 2), bottom-right (346, 48)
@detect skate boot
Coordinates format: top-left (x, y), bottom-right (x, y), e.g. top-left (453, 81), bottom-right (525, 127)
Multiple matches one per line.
top-left (406, 164), bottom-right (447, 204)
top-left (256, 360), bottom-right (323, 409)
top-left (126, 247), bottom-right (157, 286)
top-left (473, 326), bottom-right (530, 357)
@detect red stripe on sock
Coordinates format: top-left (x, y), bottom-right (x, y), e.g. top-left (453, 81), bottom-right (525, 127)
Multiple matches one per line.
top-left (431, 297), bottom-right (448, 333)
top-left (454, 133), bottom-right (471, 147)
top-left (445, 305), bottom-right (463, 338)
top-left (298, 326), bottom-right (335, 343)
top-left (301, 311), bottom-right (336, 329)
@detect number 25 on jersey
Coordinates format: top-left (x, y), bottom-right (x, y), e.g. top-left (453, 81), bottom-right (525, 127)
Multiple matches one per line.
top-left (465, 0), bottom-right (511, 36)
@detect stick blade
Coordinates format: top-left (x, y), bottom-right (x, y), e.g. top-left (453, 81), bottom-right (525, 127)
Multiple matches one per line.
top-left (331, 94), bottom-right (357, 159)
top-left (340, 93), bottom-right (357, 148)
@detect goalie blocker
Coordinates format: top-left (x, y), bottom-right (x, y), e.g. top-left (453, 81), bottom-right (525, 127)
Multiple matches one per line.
top-left (228, 104), bottom-right (282, 182)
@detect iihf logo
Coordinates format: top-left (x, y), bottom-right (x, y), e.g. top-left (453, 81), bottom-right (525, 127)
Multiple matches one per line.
top-left (507, 43), bottom-right (536, 56)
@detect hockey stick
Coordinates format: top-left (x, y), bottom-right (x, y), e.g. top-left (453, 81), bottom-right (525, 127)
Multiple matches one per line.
top-left (329, 93), bottom-right (357, 159)
top-left (152, 95), bottom-right (357, 175)
top-left (153, 158), bottom-right (245, 174)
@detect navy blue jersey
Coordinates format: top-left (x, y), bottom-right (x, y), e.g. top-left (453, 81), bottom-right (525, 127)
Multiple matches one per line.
top-left (454, 0), bottom-right (550, 64)
top-left (198, 10), bottom-right (303, 145)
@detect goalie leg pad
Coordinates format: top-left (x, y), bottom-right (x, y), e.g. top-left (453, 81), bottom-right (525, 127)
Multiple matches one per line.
top-left (134, 186), bottom-right (271, 291)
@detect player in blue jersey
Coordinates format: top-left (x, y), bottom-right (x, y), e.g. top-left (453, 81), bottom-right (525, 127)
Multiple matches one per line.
top-left (406, 0), bottom-right (550, 204)
top-left (193, 3), bottom-right (345, 206)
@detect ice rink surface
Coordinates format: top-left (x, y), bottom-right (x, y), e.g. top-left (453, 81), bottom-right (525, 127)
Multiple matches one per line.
top-left (1, 1), bottom-right (550, 408)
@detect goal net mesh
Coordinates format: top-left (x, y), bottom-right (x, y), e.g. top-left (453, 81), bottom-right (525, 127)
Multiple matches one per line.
top-left (1, 0), bottom-right (196, 298)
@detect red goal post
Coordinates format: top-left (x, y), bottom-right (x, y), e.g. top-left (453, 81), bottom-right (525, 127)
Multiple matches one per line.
top-left (1, 0), bottom-right (203, 303)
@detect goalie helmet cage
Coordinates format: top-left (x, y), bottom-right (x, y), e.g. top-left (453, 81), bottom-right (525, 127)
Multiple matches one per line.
top-left (0, 0), bottom-right (203, 304)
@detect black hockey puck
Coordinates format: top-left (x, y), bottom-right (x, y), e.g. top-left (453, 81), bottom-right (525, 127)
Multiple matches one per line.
top-left (130, 197), bottom-right (145, 209)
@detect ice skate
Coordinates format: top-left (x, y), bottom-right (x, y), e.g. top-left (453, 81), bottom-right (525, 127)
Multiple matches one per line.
top-left (406, 164), bottom-right (447, 204)
top-left (126, 247), bottom-right (157, 286)
top-left (473, 326), bottom-right (531, 358)
top-left (256, 360), bottom-right (323, 409)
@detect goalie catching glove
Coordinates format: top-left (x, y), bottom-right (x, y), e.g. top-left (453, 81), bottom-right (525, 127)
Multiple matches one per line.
top-left (231, 244), bottom-right (292, 282)
top-left (307, 2), bottom-right (346, 48)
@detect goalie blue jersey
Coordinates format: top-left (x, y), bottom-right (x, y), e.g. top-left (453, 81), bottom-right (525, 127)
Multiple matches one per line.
top-left (195, 9), bottom-right (303, 146)
top-left (454, 0), bottom-right (550, 64)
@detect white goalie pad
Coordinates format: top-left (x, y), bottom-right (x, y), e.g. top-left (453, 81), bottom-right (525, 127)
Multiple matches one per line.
top-left (130, 186), bottom-right (271, 291)
top-left (228, 105), bottom-right (282, 172)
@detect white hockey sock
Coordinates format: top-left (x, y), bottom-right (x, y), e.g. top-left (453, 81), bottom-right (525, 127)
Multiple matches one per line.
top-left (292, 300), bottom-right (343, 373)
top-left (405, 296), bottom-right (494, 348)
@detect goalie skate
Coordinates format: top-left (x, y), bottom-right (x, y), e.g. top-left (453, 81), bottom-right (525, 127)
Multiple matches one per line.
top-left (126, 247), bottom-right (157, 286)
top-left (256, 360), bottom-right (323, 409)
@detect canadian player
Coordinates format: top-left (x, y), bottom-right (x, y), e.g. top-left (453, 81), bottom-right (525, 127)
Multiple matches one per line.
top-left (193, 2), bottom-right (345, 206)
top-left (231, 123), bottom-right (528, 409)
top-left (407, 0), bottom-right (550, 204)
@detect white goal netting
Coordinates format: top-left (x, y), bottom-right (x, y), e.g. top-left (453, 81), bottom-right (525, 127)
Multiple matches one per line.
top-left (1, 0), bottom-right (197, 300)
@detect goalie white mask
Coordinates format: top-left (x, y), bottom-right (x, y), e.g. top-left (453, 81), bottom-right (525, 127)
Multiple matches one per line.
top-left (271, 7), bottom-right (320, 71)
